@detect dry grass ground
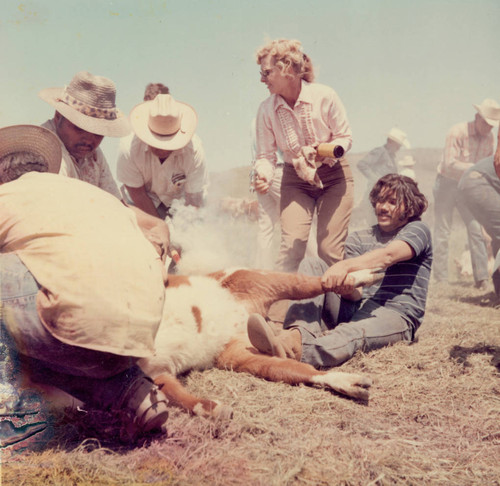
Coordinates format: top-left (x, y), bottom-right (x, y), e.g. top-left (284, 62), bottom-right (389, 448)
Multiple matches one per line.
top-left (2, 151), bottom-right (499, 485)
top-left (2, 271), bottom-right (499, 485)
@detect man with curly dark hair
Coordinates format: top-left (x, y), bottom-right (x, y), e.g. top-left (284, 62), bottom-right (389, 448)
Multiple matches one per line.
top-left (248, 174), bottom-right (433, 368)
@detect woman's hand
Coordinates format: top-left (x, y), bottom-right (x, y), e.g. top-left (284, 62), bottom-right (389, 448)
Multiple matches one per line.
top-left (253, 175), bottom-right (270, 194)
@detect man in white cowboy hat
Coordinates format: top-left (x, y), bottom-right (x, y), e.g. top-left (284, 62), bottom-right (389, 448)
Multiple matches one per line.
top-left (355, 127), bottom-right (410, 224)
top-left (0, 125), bottom-right (171, 445)
top-left (117, 94), bottom-right (208, 219)
top-left (432, 98), bottom-right (500, 289)
top-left (38, 71), bottom-right (130, 198)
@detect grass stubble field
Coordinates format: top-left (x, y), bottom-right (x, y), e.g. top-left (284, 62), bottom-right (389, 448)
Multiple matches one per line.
top-left (1, 149), bottom-right (499, 485)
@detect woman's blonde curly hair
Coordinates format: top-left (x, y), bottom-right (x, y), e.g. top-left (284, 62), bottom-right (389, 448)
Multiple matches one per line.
top-left (256, 39), bottom-right (315, 83)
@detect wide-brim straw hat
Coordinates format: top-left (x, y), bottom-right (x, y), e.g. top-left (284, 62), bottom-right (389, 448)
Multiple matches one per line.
top-left (38, 71), bottom-right (131, 137)
top-left (130, 94), bottom-right (197, 151)
top-left (0, 125), bottom-right (62, 174)
top-left (473, 98), bottom-right (500, 127)
top-left (387, 127), bottom-right (410, 149)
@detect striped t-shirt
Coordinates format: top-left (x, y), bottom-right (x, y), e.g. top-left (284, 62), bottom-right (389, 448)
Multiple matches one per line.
top-left (345, 221), bottom-right (433, 331)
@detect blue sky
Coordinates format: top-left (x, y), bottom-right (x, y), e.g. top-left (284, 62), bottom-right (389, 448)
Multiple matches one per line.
top-left (1, 0), bottom-right (499, 176)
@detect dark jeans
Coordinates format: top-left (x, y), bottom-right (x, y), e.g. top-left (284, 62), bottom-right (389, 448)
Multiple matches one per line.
top-left (0, 253), bottom-right (147, 409)
top-left (284, 257), bottom-right (412, 368)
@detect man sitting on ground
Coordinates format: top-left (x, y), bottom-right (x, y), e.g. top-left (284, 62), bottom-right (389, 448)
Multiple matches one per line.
top-left (39, 70), bottom-right (130, 198)
top-left (248, 174), bottom-right (432, 368)
top-left (0, 125), bottom-right (170, 443)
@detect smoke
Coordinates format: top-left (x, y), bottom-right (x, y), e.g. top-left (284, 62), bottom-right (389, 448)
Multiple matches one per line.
top-left (166, 199), bottom-right (257, 275)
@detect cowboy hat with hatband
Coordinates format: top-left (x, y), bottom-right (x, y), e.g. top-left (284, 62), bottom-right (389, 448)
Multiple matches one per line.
top-left (0, 125), bottom-right (62, 174)
top-left (130, 94), bottom-right (198, 151)
top-left (38, 71), bottom-right (130, 137)
top-left (473, 99), bottom-right (500, 127)
top-left (387, 127), bottom-right (411, 149)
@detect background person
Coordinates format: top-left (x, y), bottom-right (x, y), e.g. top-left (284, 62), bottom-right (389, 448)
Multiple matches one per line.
top-left (0, 125), bottom-right (170, 442)
top-left (250, 118), bottom-right (285, 269)
top-left (358, 127), bottom-right (410, 190)
top-left (39, 71), bottom-right (130, 198)
top-left (253, 38), bottom-right (353, 272)
top-left (432, 98), bottom-right (499, 289)
top-left (248, 174), bottom-right (432, 368)
top-left (459, 119), bottom-right (500, 298)
top-left (117, 94), bottom-right (208, 219)
top-left (143, 82), bottom-right (170, 101)
top-left (355, 127), bottom-right (410, 225)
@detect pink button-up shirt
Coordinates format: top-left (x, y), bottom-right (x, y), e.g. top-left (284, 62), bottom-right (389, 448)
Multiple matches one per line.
top-left (255, 81), bottom-right (352, 181)
top-left (437, 121), bottom-right (495, 181)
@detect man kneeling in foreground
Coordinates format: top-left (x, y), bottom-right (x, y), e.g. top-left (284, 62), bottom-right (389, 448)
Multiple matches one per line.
top-left (248, 174), bottom-right (432, 368)
top-left (0, 125), bottom-right (170, 444)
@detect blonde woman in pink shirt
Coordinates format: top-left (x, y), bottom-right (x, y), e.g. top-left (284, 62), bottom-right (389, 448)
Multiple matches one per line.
top-left (253, 38), bottom-right (354, 272)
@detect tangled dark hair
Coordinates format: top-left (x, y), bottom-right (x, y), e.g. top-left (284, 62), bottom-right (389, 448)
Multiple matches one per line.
top-left (143, 83), bottom-right (170, 101)
top-left (369, 173), bottom-right (428, 222)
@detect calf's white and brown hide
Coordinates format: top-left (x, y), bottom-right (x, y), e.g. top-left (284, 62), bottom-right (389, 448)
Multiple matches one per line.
top-left (139, 268), bottom-right (377, 419)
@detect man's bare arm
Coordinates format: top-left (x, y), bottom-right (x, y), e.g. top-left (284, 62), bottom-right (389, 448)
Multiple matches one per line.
top-left (322, 240), bottom-right (415, 299)
top-left (126, 185), bottom-right (161, 218)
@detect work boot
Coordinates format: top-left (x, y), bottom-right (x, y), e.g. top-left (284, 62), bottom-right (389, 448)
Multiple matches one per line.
top-left (118, 375), bottom-right (169, 438)
top-left (247, 314), bottom-right (302, 360)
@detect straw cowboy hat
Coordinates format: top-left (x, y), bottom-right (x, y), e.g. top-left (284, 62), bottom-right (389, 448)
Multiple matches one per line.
top-left (387, 127), bottom-right (410, 149)
top-left (0, 125), bottom-right (62, 174)
top-left (130, 94), bottom-right (198, 151)
top-left (38, 71), bottom-right (131, 137)
top-left (473, 98), bottom-right (500, 127)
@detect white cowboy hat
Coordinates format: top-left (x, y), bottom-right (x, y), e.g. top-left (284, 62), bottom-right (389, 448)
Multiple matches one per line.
top-left (473, 99), bottom-right (500, 127)
top-left (130, 94), bottom-right (198, 151)
top-left (0, 125), bottom-right (61, 174)
top-left (398, 155), bottom-right (416, 167)
top-left (387, 127), bottom-right (410, 149)
top-left (38, 71), bottom-right (131, 137)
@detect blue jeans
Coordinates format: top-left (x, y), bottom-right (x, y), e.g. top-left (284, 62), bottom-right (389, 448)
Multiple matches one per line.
top-left (284, 258), bottom-right (413, 368)
top-left (459, 171), bottom-right (500, 295)
top-left (0, 253), bottom-right (145, 409)
top-left (433, 174), bottom-right (489, 284)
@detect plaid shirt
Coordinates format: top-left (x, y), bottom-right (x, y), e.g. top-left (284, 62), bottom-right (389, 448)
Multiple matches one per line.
top-left (437, 121), bottom-right (495, 181)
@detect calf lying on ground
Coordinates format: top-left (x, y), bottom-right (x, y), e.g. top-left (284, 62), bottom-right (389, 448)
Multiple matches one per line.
top-left (139, 268), bottom-right (380, 419)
